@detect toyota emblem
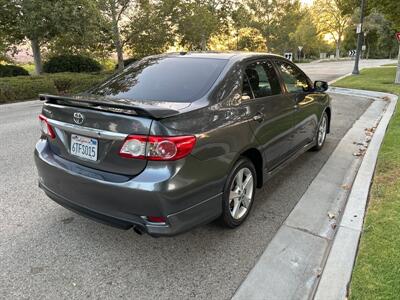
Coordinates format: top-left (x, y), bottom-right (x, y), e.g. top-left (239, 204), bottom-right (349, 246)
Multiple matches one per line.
top-left (73, 112), bottom-right (85, 125)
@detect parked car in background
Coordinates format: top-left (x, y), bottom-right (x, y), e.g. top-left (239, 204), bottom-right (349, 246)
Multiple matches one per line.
top-left (35, 52), bottom-right (331, 236)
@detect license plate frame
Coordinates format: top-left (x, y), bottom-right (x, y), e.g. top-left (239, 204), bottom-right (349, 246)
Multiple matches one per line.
top-left (70, 134), bottom-right (98, 161)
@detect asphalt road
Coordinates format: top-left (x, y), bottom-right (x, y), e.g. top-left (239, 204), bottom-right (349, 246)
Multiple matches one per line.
top-left (298, 58), bottom-right (395, 82)
top-left (0, 59), bottom-right (391, 299)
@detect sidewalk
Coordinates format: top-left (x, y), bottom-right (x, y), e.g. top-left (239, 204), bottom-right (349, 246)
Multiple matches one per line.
top-left (232, 87), bottom-right (397, 300)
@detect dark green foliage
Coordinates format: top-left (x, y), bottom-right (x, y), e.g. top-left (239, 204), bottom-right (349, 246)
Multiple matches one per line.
top-left (0, 65), bottom-right (29, 77)
top-left (368, 0), bottom-right (400, 28)
top-left (124, 0), bottom-right (177, 57)
top-left (343, 9), bottom-right (398, 59)
top-left (53, 78), bottom-right (73, 94)
top-left (43, 55), bottom-right (102, 73)
top-left (0, 72), bottom-right (110, 103)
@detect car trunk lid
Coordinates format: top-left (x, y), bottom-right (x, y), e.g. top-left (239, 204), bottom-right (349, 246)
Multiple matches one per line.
top-left (40, 96), bottom-right (163, 176)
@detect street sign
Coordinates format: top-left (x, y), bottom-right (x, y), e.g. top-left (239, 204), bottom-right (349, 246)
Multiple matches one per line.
top-left (396, 32), bottom-right (400, 42)
top-left (298, 46), bottom-right (303, 52)
top-left (284, 53), bottom-right (293, 61)
top-left (349, 50), bottom-right (356, 57)
top-left (356, 23), bottom-right (362, 34)
top-left (362, 45), bottom-right (366, 51)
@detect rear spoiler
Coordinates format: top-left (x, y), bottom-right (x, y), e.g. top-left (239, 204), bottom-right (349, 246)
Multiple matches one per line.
top-left (39, 94), bottom-right (182, 119)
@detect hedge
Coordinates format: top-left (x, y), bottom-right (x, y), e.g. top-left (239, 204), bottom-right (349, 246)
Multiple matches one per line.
top-left (0, 72), bottom-right (110, 104)
top-left (114, 57), bottom-right (139, 70)
top-left (0, 65), bottom-right (30, 77)
top-left (43, 55), bottom-right (102, 73)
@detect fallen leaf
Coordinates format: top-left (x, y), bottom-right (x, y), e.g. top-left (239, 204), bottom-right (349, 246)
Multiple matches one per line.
top-left (341, 184), bottom-right (351, 190)
top-left (315, 267), bottom-right (322, 277)
top-left (62, 217), bottom-right (74, 224)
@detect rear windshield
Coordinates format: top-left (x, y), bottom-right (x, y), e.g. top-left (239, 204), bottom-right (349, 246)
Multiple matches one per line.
top-left (88, 57), bottom-right (228, 102)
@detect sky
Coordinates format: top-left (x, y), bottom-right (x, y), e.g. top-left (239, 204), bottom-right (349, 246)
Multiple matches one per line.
top-left (300, 0), bottom-right (314, 5)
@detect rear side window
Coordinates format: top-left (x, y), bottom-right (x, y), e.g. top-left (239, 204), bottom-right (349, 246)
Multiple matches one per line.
top-left (88, 57), bottom-right (227, 102)
top-left (275, 60), bottom-right (311, 93)
top-left (242, 60), bottom-right (281, 99)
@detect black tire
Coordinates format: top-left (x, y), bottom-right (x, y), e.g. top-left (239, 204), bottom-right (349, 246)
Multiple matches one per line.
top-left (311, 111), bottom-right (328, 151)
top-left (221, 157), bottom-right (256, 228)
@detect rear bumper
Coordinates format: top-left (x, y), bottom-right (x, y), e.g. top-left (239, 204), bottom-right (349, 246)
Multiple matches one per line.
top-left (34, 139), bottom-right (223, 236)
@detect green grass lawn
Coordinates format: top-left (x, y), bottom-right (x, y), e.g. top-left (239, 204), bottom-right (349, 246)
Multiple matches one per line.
top-left (334, 67), bottom-right (400, 299)
top-left (334, 66), bottom-right (400, 95)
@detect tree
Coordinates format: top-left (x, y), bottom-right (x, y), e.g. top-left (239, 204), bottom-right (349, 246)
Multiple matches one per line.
top-left (176, 0), bottom-right (233, 50)
top-left (236, 28), bottom-right (267, 51)
top-left (97, 0), bottom-right (134, 71)
top-left (313, 0), bottom-right (350, 58)
top-left (124, 0), bottom-right (177, 58)
top-left (367, 0), bottom-right (400, 83)
top-left (343, 8), bottom-right (397, 59)
top-left (0, 0), bottom-right (102, 74)
top-left (46, 1), bottom-right (111, 60)
top-left (363, 10), bottom-right (397, 59)
top-left (290, 14), bottom-right (329, 58)
top-left (369, 0), bottom-right (400, 29)
top-left (209, 27), bottom-right (266, 51)
top-left (244, 0), bottom-right (304, 54)
top-left (0, 36), bottom-right (11, 63)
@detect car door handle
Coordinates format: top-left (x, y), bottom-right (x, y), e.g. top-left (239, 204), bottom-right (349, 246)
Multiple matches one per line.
top-left (253, 112), bottom-right (264, 122)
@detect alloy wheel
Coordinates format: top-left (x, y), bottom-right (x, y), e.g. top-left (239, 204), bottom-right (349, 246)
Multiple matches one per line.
top-left (229, 167), bottom-right (254, 220)
top-left (318, 115), bottom-right (327, 147)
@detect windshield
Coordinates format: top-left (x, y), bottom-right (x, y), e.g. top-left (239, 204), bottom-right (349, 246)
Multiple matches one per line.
top-left (88, 56), bottom-right (228, 102)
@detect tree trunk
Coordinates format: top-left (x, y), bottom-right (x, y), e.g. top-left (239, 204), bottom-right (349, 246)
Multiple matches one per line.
top-left (31, 38), bottom-right (43, 75)
top-left (111, 5), bottom-right (124, 72)
top-left (335, 40), bottom-right (340, 59)
top-left (200, 34), bottom-right (207, 51)
top-left (395, 44), bottom-right (400, 84)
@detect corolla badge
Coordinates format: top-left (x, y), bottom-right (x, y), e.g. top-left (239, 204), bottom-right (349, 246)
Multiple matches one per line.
top-left (73, 112), bottom-right (85, 125)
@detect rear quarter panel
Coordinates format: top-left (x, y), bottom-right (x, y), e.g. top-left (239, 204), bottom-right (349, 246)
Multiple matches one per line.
top-left (154, 62), bottom-right (259, 196)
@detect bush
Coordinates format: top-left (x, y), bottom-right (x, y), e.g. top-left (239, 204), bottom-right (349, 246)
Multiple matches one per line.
top-left (53, 78), bottom-right (73, 94)
top-left (0, 72), bottom-right (110, 104)
top-left (0, 65), bottom-right (29, 77)
top-left (0, 76), bottom-right (57, 103)
top-left (43, 55), bottom-right (102, 73)
top-left (114, 57), bottom-right (139, 70)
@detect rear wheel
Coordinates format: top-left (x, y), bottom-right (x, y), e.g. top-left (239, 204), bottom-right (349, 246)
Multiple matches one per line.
top-left (221, 158), bottom-right (256, 228)
top-left (311, 111), bottom-right (328, 151)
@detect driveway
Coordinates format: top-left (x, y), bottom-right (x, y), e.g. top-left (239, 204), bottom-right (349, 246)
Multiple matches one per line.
top-left (0, 59), bottom-right (391, 299)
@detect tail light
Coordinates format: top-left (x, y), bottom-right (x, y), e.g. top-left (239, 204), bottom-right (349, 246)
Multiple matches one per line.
top-left (119, 135), bottom-right (196, 161)
top-left (146, 216), bottom-right (167, 223)
top-left (39, 114), bottom-right (56, 139)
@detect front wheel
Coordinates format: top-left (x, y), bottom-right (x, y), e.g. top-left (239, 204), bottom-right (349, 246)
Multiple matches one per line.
top-left (221, 157), bottom-right (256, 228)
top-left (311, 111), bottom-right (328, 151)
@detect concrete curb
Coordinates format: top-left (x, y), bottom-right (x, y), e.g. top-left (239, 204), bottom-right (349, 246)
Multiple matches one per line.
top-left (314, 88), bottom-right (398, 300)
top-left (328, 73), bottom-right (352, 85)
top-left (232, 88), bottom-right (397, 300)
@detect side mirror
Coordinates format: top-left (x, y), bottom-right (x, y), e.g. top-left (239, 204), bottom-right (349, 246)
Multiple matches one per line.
top-left (314, 80), bottom-right (328, 92)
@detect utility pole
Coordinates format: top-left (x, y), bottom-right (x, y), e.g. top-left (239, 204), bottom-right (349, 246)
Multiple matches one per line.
top-left (352, 0), bottom-right (366, 75)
